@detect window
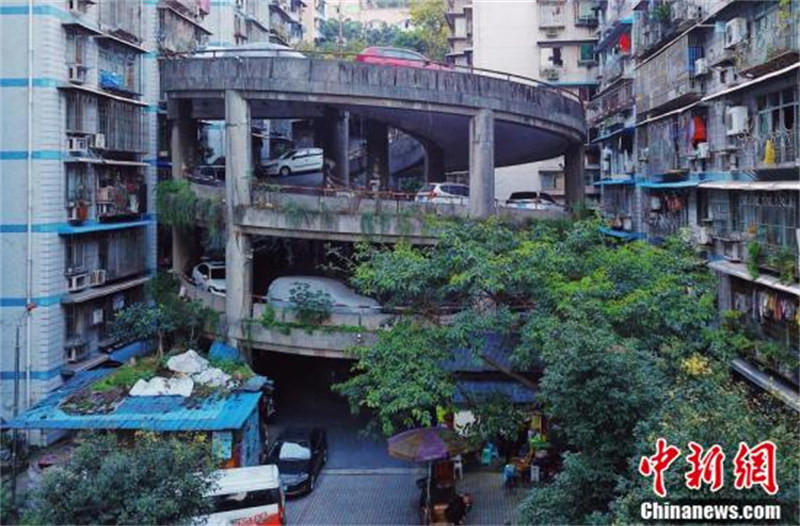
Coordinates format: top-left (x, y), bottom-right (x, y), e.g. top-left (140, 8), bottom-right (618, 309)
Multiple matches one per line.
top-left (756, 88), bottom-right (798, 135)
top-left (539, 1), bottom-right (566, 28)
top-left (66, 238), bottom-right (87, 273)
top-left (579, 43), bottom-right (595, 65)
top-left (551, 47), bottom-right (563, 66)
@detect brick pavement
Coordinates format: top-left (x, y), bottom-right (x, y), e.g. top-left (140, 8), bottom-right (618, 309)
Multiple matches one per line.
top-left (286, 469), bottom-right (525, 525)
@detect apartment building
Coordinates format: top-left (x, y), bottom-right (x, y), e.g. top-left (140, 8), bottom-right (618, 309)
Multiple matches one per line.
top-left (301, 0), bottom-right (327, 44)
top-left (466, 0), bottom-right (600, 201)
top-left (592, 0), bottom-right (799, 401)
top-left (0, 0), bottom-right (249, 427)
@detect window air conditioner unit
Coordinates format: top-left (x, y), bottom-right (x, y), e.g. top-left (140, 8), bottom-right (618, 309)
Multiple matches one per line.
top-left (694, 58), bottom-right (708, 76)
top-left (725, 18), bottom-right (747, 49)
top-left (91, 133), bottom-right (106, 150)
top-left (91, 268), bottom-right (107, 286)
top-left (696, 142), bottom-right (710, 159)
top-left (725, 106), bottom-right (748, 135)
top-left (68, 64), bottom-right (87, 84)
top-left (67, 272), bottom-right (90, 292)
top-left (92, 308), bottom-right (104, 325)
top-left (68, 136), bottom-right (89, 152)
top-left (66, 340), bottom-right (89, 362)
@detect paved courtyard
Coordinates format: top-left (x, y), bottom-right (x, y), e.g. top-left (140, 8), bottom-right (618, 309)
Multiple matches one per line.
top-left (286, 469), bottom-right (525, 525)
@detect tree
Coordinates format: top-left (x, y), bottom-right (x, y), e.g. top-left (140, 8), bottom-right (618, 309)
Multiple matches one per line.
top-left (112, 302), bottom-right (176, 361)
top-left (23, 433), bottom-right (216, 525)
top-left (335, 218), bottom-right (798, 524)
top-left (407, 0), bottom-right (449, 61)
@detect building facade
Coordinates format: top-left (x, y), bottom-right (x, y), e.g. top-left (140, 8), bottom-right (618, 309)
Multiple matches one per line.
top-left (0, 0), bottom-right (261, 427)
top-left (466, 0), bottom-right (600, 202)
top-left (592, 0), bottom-right (799, 403)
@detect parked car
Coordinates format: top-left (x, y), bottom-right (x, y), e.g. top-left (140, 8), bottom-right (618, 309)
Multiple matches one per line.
top-left (197, 465), bottom-right (286, 525)
top-left (192, 261), bottom-right (226, 296)
top-left (199, 41), bottom-right (305, 59)
top-left (264, 148), bottom-right (324, 177)
top-left (266, 276), bottom-right (380, 313)
top-left (415, 183), bottom-right (470, 205)
top-left (504, 191), bottom-right (565, 212)
top-left (355, 47), bottom-right (450, 70)
top-left (263, 428), bottom-right (327, 497)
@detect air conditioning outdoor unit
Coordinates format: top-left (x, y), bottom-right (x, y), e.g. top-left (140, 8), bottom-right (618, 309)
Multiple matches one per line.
top-left (91, 268), bottom-right (107, 286)
top-left (68, 136), bottom-right (89, 152)
top-left (696, 142), bottom-right (710, 159)
top-left (66, 340), bottom-right (89, 362)
top-left (67, 272), bottom-right (90, 292)
top-left (542, 68), bottom-right (560, 80)
top-left (694, 58), bottom-right (708, 76)
top-left (91, 133), bottom-right (106, 150)
top-left (725, 18), bottom-right (747, 49)
top-left (68, 64), bottom-right (87, 84)
top-left (725, 105), bottom-right (749, 135)
top-left (92, 308), bottom-right (104, 325)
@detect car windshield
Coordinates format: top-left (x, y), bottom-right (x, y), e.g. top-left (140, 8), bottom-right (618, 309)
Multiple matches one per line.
top-left (279, 441), bottom-right (311, 460)
top-left (418, 184), bottom-right (436, 193)
top-left (209, 268), bottom-right (226, 280)
top-left (279, 150), bottom-right (296, 160)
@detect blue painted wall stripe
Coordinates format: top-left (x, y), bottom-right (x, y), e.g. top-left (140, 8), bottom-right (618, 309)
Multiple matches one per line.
top-left (0, 78), bottom-right (59, 88)
top-left (0, 367), bottom-right (63, 381)
top-left (0, 4), bottom-right (69, 18)
top-left (1, 295), bottom-right (64, 308)
top-left (1, 150), bottom-right (64, 160)
top-left (1, 216), bottom-right (155, 234)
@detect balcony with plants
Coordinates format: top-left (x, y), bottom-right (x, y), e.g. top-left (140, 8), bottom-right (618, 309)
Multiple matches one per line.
top-left (95, 169), bottom-right (147, 222)
top-left (735, 0), bottom-right (799, 78)
top-left (634, 0), bottom-right (705, 60)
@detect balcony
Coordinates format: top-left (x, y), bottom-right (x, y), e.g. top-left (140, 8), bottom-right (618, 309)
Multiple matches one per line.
top-left (736, 130), bottom-right (798, 171)
top-left (597, 52), bottom-right (630, 86)
top-left (95, 179), bottom-right (147, 222)
top-left (737, 24), bottom-right (799, 79)
top-left (634, 0), bottom-right (704, 59)
top-left (587, 79), bottom-right (634, 126)
top-left (635, 34), bottom-right (704, 114)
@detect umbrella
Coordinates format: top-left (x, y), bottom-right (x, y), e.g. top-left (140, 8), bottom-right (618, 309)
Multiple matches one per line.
top-left (388, 426), bottom-right (470, 522)
top-left (388, 426), bottom-right (469, 462)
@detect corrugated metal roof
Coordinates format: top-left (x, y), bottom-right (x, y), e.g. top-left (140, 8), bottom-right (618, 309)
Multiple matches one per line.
top-left (444, 333), bottom-right (515, 373)
top-left (9, 368), bottom-right (262, 431)
top-left (699, 181), bottom-right (800, 192)
top-left (453, 380), bottom-right (536, 405)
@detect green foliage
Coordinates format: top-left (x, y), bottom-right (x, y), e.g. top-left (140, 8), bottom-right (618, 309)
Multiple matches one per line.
top-left (156, 180), bottom-right (224, 236)
top-left (289, 282), bottom-right (334, 325)
top-left (208, 358), bottom-right (255, 382)
top-left (773, 246), bottom-right (797, 283)
top-left (92, 357), bottom-right (160, 392)
top-left (464, 394), bottom-right (530, 443)
top-left (282, 200), bottom-right (312, 228)
top-left (334, 320), bottom-right (454, 436)
top-left (111, 303), bottom-right (177, 359)
top-left (746, 239), bottom-right (762, 278)
top-left (22, 433), bottom-right (216, 525)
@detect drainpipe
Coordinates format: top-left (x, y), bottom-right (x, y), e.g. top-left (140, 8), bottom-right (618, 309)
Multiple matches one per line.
top-left (25, 0), bottom-right (34, 410)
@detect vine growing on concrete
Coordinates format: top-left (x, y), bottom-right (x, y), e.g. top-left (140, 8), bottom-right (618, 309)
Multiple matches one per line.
top-left (156, 180), bottom-right (225, 237)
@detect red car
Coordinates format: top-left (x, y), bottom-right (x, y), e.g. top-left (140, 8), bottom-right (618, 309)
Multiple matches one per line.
top-left (355, 46), bottom-right (450, 70)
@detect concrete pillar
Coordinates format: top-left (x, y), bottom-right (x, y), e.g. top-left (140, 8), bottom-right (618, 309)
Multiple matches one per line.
top-left (564, 143), bottom-right (585, 212)
top-left (319, 108), bottom-right (349, 186)
top-left (170, 99), bottom-right (196, 276)
top-left (468, 109), bottom-right (495, 219)
top-left (366, 120), bottom-right (389, 190)
top-left (423, 140), bottom-right (445, 183)
top-left (224, 90), bottom-right (253, 348)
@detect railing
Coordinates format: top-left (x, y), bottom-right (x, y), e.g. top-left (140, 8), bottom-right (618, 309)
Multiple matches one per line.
top-left (598, 52), bottom-right (630, 86)
top-left (587, 79), bottom-right (634, 125)
top-left (171, 48), bottom-right (584, 104)
top-left (736, 130), bottom-right (798, 170)
top-left (737, 23), bottom-right (798, 75)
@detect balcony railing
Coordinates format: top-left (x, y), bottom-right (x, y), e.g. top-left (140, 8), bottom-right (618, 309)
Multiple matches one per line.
top-left (736, 130), bottom-right (798, 170)
top-left (598, 52), bottom-right (630, 87)
top-left (587, 79), bottom-right (634, 125)
top-left (737, 23), bottom-right (799, 78)
top-left (96, 180), bottom-right (147, 222)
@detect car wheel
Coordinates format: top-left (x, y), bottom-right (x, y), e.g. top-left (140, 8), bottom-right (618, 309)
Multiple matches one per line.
top-left (279, 166), bottom-right (291, 177)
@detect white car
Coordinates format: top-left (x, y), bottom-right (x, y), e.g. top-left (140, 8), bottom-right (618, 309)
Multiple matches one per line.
top-left (192, 261), bottom-right (226, 296)
top-left (415, 183), bottom-right (469, 205)
top-left (198, 41), bottom-right (305, 59)
top-left (264, 148), bottom-right (324, 177)
top-left (504, 191), bottom-right (566, 212)
top-left (266, 276), bottom-right (380, 313)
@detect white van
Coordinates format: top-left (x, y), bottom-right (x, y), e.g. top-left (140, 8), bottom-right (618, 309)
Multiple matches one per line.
top-left (197, 465), bottom-right (286, 526)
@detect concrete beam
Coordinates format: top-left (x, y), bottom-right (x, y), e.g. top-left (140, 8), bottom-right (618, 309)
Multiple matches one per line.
top-left (423, 140), bottom-right (446, 183)
top-left (170, 99), bottom-right (197, 276)
top-left (365, 120), bottom-right (389, 190)
top-left (468, 109), bottom-right (495, 219)
top-left (224, 90), bottom-right (253, 348)
top-left (564, 143), bottom-right (585, 211)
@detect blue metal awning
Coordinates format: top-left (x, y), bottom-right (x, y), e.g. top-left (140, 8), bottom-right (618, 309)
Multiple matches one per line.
top-left (599, 227), bottom-right (644, 241)
top-left (9, 368), bottom-right (263, 432)
top-left (592, 125), bottom-right (635, 144)
top-left (58, 218), bottom-right (153, 235)
top-left (639, 180), bottom-right (699, 189)
top-left (108, 341), bottom-right (150, 363)
top-left (454, 380), bottom-right (536, 405)
top-left (594, 178), bottom-right (635, 186)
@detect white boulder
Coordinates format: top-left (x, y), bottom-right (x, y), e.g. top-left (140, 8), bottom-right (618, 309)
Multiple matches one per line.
top-left (129, 376), bottom-right (194, 397)
top-left (192, 367), bottom-right (232, 388)
top-left (166, 350), bottom-right (208, 375)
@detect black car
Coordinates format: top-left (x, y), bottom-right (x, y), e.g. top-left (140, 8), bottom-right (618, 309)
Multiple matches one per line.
top-left (264, 427), bottom-right (327, 497)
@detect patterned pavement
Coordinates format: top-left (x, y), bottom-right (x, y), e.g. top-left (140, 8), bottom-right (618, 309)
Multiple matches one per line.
top-left (286, 469), bottom-right (525, 525)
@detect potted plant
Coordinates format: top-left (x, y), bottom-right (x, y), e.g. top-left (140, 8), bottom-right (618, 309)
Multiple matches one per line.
top-left (529, 434), bottom-right (551, 458)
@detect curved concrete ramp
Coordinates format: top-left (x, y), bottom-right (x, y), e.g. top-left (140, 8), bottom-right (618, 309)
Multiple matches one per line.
top-left (161, 57), bottom-right (586, 170)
